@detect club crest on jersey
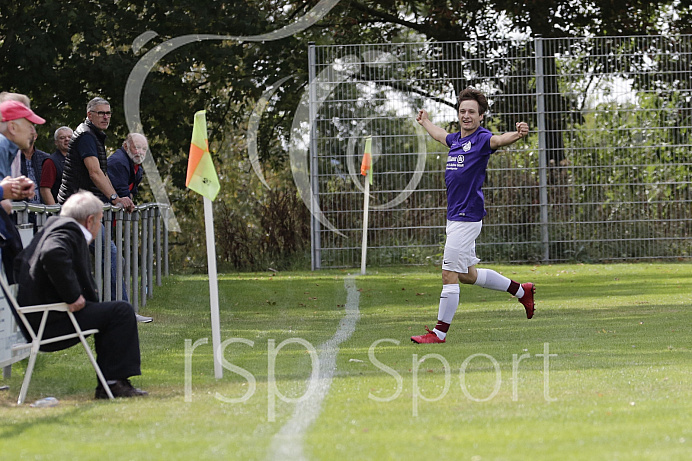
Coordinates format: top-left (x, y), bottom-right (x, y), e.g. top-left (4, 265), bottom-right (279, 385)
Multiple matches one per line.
top-left (462, 141), bottom-right (472, 152)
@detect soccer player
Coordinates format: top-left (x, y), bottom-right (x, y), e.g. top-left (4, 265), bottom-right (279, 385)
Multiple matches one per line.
top-left (411, 87), bottom-right (535, 344)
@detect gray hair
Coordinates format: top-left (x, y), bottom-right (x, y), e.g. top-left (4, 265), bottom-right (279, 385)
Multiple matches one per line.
top-left (87, 97), bottom-right (110, 113)
top-left (0, 93), bottom-right (31, 132)
top-left (60, 190), bottom-right (104, 223)
top-left (0, 91), bottom-right (31, 108)
top-left (54, 126), bottom-right (73, 140)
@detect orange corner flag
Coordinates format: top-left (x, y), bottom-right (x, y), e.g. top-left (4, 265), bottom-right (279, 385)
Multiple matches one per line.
top-left (186, 110), bottom-right (220, 201)
top-left (360, 136), bottom-right (373, 185)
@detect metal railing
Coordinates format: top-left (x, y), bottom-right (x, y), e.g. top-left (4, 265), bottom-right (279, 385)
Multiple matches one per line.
top-left (12, 202), bottom-right (170, 312)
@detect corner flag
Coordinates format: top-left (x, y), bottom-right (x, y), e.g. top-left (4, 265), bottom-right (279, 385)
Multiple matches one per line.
top-left (186, 110), bottom-right (220, 201)
top-left (360, 136), bottom-right (373, 185)
top-left (186, 109), bottom-right (223, 379)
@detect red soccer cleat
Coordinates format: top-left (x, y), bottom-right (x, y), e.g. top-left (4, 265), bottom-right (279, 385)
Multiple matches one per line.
top-left (519, 282), bottom-right (535, 319)
top-left (411, 326), bottom-right (446, 344)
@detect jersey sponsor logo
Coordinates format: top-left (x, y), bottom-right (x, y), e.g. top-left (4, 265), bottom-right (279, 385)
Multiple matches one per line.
top-left (446, 154), bottom-right (465, 170)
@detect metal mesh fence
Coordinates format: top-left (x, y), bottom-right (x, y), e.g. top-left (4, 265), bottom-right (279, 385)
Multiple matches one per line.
top-left (307, 36), bottom-right (692, 269)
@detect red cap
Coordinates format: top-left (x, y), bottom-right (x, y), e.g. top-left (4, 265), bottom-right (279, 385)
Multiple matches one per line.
top-left (0, 100), bottom-right (46, 124)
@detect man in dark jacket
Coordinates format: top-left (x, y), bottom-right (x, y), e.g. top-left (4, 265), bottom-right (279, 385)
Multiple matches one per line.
top-left (14, 190), bottom-right (147, 399)
top-left (39, 126), bottom-right (72, 205)
top-left (57, 97), bottom-right (133, 211)
top-left (19, 136), bottom-right (49, 204)
top-left (108, 133), bottom-right (146, 201)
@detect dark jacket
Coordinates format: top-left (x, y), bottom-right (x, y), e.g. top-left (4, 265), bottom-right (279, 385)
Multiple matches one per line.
top-left (57, 120), bottom-right (108, 204)
top-left (44, 150), bottom-right (67, 202)
top-left (107, 148), bottom-right (143, 199)
top-left (21, 148), bottom-right (50, 203)
top-left (14, 216), bottom-right (99, 307)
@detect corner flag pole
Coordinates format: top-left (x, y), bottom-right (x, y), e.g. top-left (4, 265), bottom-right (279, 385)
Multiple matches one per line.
top-left (360, 137), bottom-right (373, 276)
top-left (186, 109), bottom-right (223, 379)
top-left (203, 196), bottom-right (223, 379)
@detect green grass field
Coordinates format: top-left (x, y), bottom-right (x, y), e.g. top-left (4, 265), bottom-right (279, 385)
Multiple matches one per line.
top-left (1, 263), bottom-right (691, 460)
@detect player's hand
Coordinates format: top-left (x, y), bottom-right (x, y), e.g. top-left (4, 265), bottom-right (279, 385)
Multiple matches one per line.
top-left (416, 109), bottom-right (430, 125)
top-left (516, 122), bottom-right (529, 138)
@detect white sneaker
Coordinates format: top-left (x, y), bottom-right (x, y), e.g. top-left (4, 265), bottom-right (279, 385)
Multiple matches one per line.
top-left (136, 314), bottom-right (153, 323)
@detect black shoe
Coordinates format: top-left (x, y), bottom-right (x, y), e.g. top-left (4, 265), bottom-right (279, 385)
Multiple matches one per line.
top-left (95, 379), bottom-right (148, 399)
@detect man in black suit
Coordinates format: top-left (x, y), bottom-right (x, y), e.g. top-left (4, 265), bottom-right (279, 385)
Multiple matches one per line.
top-left (13, 190), bottom-right (147, 399)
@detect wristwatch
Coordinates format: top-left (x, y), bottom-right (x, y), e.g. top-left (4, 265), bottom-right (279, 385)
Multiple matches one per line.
top-left (110, 193), bottom-right (118, 204)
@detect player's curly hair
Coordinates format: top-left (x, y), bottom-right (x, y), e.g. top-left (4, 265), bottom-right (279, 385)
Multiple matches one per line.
top-left (457, 87), bottom-right (489, 115)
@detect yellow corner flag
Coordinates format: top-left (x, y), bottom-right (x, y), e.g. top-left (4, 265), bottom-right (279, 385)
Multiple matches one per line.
top-left (186, 110), bottom-right (220, 201)
top-left (360, 136), bottom-right (373, 185)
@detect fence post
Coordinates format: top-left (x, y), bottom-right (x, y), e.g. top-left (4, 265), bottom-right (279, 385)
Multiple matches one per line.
top-left (534, 36), bottom-right (550, 262)
top-left (163, 206), bottom-right (169, 277)
top-left (103, 209), bottom-right (113, 301)
top-left (155, 206), bottom-right (162, 287)
top-left (115, 208), bottom-right (123, 301)
top-left (140, 207), bottom-right (148, 307)
top-left (124, 211), bottom-right (132, 302)
top-left (132, 209), bottom-right (140, 313)
top-left (147, 206), bottom-right (154, 298)
top-left (308, 42), bottom-right (322, 270)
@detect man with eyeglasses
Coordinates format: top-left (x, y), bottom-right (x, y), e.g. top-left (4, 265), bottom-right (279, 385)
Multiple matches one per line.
top-left (57, 97), bottom-right (133, 210)
top-left (57, 98), bottom-right (151, 322)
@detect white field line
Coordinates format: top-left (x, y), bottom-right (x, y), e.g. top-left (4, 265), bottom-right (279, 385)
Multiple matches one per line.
top-left (267, 275), bottom-right (360, 461)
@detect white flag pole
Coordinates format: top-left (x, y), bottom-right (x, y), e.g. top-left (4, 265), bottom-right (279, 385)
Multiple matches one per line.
top-left (360, 176), bottom-right (370, 276)
top-left (203, 195), bottom-right (223, 379)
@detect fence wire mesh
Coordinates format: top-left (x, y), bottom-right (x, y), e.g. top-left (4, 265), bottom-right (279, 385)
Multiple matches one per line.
top-left (308, 36), bottom-right (692, 269)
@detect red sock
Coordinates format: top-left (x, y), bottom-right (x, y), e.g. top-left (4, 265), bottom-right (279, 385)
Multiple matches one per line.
top-left (507, 280), bottom-right (520, 296)
top-left (435, 320), bottom-right (450, 333)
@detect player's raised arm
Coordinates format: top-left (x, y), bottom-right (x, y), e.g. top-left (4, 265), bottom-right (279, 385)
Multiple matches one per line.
top-left (490, 121), bottom-right (529, 149)
top-left (416, 109), bottom-right (450, 147)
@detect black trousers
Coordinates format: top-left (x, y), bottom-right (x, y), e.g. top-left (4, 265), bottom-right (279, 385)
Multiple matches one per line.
top-left (27, 300), bottom-right (141, 380)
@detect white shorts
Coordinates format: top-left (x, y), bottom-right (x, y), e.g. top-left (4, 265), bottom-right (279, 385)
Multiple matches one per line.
top-left (442, 220), bottom-right (482, 274)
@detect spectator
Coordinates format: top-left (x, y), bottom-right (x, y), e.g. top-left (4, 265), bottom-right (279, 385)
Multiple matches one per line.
top-left (19, 135), bottom-right (49, 204)
top-left (0, 100), bottom-right (44, 223)
top-left (0, 92), bottom-right (35, 179)
top-left (56, 97), bottom-right (151, 322)
top-left (0, 100), bottom-right (44, 178)
top-left (57, 97), bottom-right (132, 210)
top-left (0, 175), bottom-right (36, 281)
top-left (40, 126), bottom-right (73, 205)
top-left (13, 190), bottom-right (147, 399)
top-left (108, 133), bottom-right (147, 202)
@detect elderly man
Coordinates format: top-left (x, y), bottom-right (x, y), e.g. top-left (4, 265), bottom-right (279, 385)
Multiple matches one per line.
top-left (0, 100), bottom-right (44, 178)
top-left (108, 133), bottom-right (147, 201)
top-left (14, 190), bottom-right (147, 399)
top-left (0, 100), bottom-right (43, 217)
top-left (40, 126), bottom-right (73, 205)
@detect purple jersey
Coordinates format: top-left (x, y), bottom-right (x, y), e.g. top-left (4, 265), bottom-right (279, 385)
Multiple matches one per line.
top-left (445, 128), bottom-right (496, 222)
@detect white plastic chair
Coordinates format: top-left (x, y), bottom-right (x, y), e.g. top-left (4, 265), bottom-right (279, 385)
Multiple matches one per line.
top-left (0, 275), bottom-right (114, 404)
